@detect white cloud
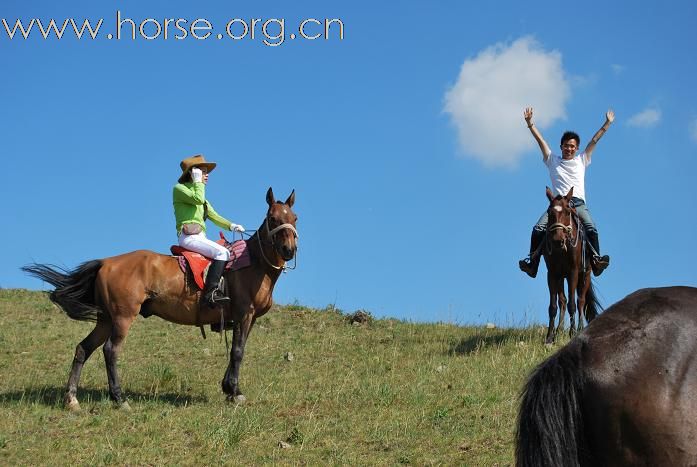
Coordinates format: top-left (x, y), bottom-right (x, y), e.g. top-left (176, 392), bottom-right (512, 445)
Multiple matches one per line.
top-left (627, 108), bottom-right (661, 128)
top-left (444, 36), bottom-right (570, 168)
top-left (690, 119), bottom-right (697, 144)
top-left (611, 64), bottom-right (625, 75)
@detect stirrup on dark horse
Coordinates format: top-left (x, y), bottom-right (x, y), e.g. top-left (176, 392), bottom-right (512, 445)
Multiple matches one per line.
top-left (592, 254), bottom-right (610, 277)
top-left (518, 255), bottom-right (540, 279)
top-left (201, 260), bottom-right (230, 308)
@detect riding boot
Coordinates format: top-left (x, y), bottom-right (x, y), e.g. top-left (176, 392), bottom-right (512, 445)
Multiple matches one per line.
top-left (201, 260), bottom-right (230, 308)
top-left (519, 229), bottom-right (545, 278)
top-left (587, 231), bottom-right (610, 276)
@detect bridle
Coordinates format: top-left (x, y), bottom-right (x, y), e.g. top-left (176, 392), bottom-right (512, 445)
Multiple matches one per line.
top-left (547, 205), bottom-right (580, 252)
top-left (256, 216), bottom-right (298, 271)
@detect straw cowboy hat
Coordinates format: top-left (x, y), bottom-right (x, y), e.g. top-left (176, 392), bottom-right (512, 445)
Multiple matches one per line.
top-left (178, 154), bottom-right (217, 183)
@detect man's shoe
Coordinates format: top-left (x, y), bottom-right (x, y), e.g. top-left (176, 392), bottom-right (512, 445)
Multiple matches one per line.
top-left (519, 257), bottom-right (539, 278)
top-left (592, 255), bottom-right (610, 277)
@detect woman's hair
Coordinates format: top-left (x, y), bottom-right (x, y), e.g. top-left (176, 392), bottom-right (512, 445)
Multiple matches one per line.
top-left (180, 171), bottom-right (192, 183)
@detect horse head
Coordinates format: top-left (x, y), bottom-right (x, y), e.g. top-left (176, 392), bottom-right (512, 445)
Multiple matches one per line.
top-left (546, 186), bottom-right (576, 252)
top-left (264, 187), bottom-right (298, 261)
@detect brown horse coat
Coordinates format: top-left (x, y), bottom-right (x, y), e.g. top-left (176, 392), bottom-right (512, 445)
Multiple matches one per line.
top-left (23, 187), bottom-right (297, 409)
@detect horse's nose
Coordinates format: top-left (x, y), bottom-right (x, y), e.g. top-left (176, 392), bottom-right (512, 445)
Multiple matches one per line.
top-left (282, 245), bottom-right (295, 260)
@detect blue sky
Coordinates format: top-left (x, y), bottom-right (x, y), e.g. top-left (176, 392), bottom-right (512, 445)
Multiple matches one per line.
top-left (2, 0), bottom-right (696, 325)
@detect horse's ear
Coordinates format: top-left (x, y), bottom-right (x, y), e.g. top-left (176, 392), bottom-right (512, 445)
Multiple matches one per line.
top-left (546, 186), bottom-right (554, 202)
top-left (284, 189), bottom-right (295, 208)
top-left (566, 187), bottom-right (574, 199)
top-left (266, 187), bottom-right (275, 206)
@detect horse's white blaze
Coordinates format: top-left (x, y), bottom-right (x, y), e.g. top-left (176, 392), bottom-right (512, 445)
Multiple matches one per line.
top-left (283, 209), bottom-right (288, 214)
top-left (554, 206), bottom-right (562, 212)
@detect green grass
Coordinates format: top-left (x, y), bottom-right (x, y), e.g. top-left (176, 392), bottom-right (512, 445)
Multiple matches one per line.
top-left (0, 289), bottom-right (567, 465)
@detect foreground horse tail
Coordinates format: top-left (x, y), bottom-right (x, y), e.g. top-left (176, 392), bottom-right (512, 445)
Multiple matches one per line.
top-left (22, 261), bottom-right (105, 322)
top-left (516, 339), bottom-right (590, 467)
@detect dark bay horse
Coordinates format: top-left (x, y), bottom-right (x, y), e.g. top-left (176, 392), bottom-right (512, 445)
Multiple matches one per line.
top-left (517, 286), bottom-right (697, 466)
top-left (542, 187), bottom-right (600, 344)
top-left (23, 187), bottom-right (297, 410)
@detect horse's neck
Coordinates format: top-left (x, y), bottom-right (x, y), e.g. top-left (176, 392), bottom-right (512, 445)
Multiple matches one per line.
top-left (248, 229), bottom-right (285, 279)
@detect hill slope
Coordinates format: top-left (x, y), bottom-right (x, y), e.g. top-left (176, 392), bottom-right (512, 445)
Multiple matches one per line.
top-left (0, 289), bottom-right (561, 465)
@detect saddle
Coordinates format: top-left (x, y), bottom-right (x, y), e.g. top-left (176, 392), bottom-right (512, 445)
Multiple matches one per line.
top-left (170, 232), bottom-right (251, 290)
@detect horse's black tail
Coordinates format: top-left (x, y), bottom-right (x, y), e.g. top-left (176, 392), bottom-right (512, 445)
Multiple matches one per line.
top-left (516, 339), bottom-right (589, 467)
top-left (584, 279), bottom-right (602, 322)
top-left (22, 261), bottom-right (105, 322)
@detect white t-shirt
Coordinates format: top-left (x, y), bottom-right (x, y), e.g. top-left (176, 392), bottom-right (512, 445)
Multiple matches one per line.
top-left (544, 151), bottom-right (590, 202)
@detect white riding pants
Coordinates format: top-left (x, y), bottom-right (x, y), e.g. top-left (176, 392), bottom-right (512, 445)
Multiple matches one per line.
top-left (178, 232), bottom-right (230, 261)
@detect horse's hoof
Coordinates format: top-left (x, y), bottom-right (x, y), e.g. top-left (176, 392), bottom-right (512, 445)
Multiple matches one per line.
top-left (544, 342), bottom-right (554, 349)
top-left (228, 394), bottom-right (246, 404)
top-left (65, 398), bottom-right (81, 412)
top-left (64, 394), bottom-right (81, 411)
top-left (117, 401), bottom-right (132, 412)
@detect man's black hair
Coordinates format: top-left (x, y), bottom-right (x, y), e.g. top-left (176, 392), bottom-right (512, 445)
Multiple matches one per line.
top-left (561, 131), bottom-right (581, 147)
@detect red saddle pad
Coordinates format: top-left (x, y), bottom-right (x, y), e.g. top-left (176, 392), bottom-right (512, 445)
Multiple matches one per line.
top-left (170, 234), bottom-right (251, 290)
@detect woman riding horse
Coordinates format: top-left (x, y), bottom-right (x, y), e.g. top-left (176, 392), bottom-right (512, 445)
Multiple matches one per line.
top-left (174, 155), bottom-right (245, 312)
top-left (23, 186), bottom-right (298, 410)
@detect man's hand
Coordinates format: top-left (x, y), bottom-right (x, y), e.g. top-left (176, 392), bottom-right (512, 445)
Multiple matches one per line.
top-left (524, 107), bottom-right (534, 126)
top-left (606, 109), bottom-right (615, 124)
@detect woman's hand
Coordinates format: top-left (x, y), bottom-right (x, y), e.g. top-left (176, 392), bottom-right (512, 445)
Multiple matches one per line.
top-left (191, 167), bottom-right (203, 183)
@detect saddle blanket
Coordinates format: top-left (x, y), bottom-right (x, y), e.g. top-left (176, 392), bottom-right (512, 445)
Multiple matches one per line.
top-left (171, 235), bottom-right (250, 290)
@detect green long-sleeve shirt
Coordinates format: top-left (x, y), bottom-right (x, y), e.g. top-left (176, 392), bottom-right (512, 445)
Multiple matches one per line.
top-left (173, 182), bottom-right (232, 235)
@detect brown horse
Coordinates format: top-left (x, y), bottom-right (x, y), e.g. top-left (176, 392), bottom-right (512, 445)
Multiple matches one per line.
top-left (516, 286), bottom-right (697, 466)
top-left (23, 187), bottom-right (298, 410)
top-left (542, 187), bottom-right (600, 344)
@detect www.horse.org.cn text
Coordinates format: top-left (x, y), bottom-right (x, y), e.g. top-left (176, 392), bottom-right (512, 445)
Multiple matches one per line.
top-left (1, 11), bottom-right (345, 47)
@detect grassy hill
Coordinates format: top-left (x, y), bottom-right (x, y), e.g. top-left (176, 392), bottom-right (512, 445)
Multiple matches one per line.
top-left (0, 289), bottom-right (563, 465)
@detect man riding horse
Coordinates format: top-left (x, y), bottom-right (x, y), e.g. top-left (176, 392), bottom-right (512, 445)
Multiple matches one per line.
top-left (519, 107), bottom-right (613, 278)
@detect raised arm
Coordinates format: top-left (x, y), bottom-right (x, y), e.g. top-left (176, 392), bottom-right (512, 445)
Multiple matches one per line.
top-left (524, 107), bottom-right (552, 161)
top-left (584, 109), bottom-right (614, 161)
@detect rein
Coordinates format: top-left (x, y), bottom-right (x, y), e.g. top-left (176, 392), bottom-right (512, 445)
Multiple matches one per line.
top-left (248, 219), bottom-right (298, 271)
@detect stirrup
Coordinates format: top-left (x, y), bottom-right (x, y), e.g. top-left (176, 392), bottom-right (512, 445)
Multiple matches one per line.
top-left (203, 289), bottom-right (230, 307)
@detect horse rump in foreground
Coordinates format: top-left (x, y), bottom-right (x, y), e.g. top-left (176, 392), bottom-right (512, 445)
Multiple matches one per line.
top-left (517, 286), bottom-right (697, 466)
top-left (542, 187), bottom-right (600, 344)
top-left (23, 187), bottom-right (298, 410)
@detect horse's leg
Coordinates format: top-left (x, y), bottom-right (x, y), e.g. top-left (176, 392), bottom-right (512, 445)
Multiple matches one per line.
top-left (65, 319), bottom-right (112, 411)
top-left (103, 316), bottom-right (136, 410)
top-left (221, 321), bottom-right (241, 398)
top-left (222, 311), bottom-right (256, 402)
top-left (545, 272), bottom-right (558, 344)
top-left (567, 272), bottom-right (579, 338)
top-left (555, 283), bottom-right (567, 337)
top-left (577, 269), bottom-right (591, 332)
